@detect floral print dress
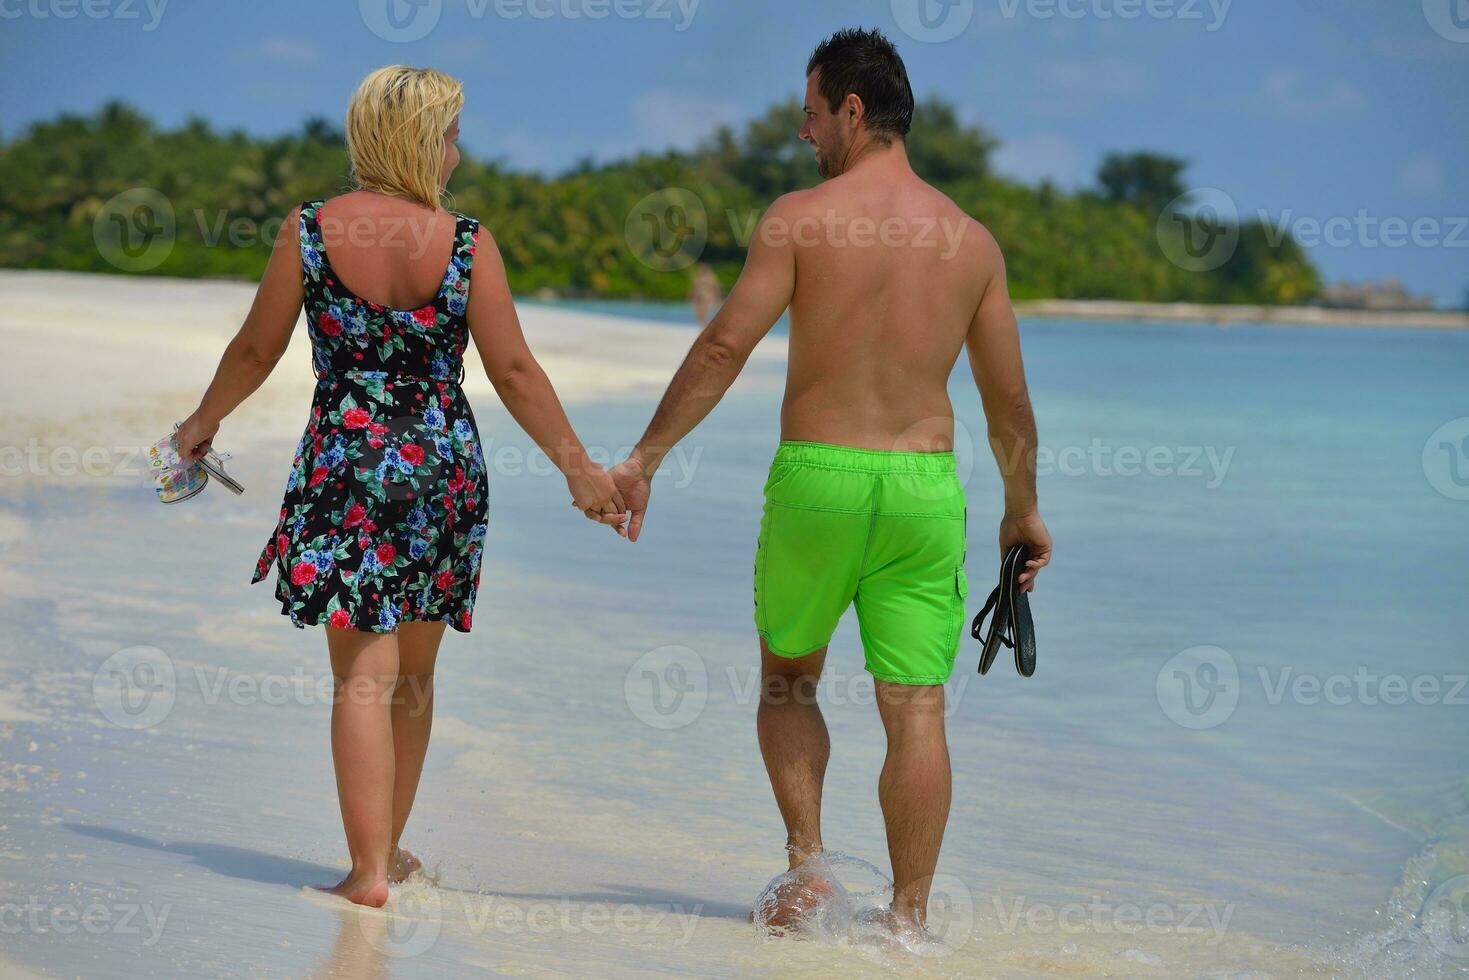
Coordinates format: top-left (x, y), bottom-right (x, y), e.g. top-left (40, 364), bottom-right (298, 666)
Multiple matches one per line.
top-left (252, 200), bottom-right (489, 633)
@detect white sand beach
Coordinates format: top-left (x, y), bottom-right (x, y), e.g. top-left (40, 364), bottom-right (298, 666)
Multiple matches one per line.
top-left (1, 271), bottom-right (1466, 978)
top-left (0, 269), bottom-right (785, 483)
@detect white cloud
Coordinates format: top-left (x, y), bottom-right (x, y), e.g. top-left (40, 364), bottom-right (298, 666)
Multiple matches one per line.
top-left (1399, 153), bottom-right (1445, 196)
top-left (257, 38), bottom-right (321, 67)
top-left (1260, 70), bottom-right (1366, 118)
top-left (628, 90), bottom-right (743, 151)
top-left (1027, 59), bottom-right (1148, 117)
top-left (596, 89), bottom-right (744, 161)
top-left (993, 132), bottom-right (1084, 187)
top-left (487, 129), bottom-right (558, 173)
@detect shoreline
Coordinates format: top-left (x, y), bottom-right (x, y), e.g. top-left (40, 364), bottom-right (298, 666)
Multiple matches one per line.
top-left (6, 267), bottom-right (1464, 331)
top-left (1011, 298), bottom-right (1469, 329)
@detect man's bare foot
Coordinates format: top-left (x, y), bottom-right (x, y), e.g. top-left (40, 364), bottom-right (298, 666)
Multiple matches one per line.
top-left (388, 847), bottom-right (422, 884)
top-left (863, 904), bottom-right (941, 951)
top-left (753, 868), bottom-right (839, 935)
top-left (316, 871), bottom-right (389, 908)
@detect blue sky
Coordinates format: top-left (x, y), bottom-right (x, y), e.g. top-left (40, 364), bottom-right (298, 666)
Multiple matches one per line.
top-left (2, 0), bottom-right (1466, 304)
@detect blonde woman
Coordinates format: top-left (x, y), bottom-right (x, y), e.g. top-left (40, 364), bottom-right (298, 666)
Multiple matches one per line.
top-left (176, 66), bottom-right (626, 906)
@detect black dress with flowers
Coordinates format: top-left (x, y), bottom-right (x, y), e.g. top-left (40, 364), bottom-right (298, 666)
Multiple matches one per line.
top-left (251, 200), bottom-right (489, 633)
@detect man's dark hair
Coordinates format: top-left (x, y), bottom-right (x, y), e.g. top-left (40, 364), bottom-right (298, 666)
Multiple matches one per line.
top-left (806, 28), bottom-right (915, 143)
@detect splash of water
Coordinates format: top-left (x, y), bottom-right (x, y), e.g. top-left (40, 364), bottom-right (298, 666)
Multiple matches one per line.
top-left (750, 852), bottom-right (960, 958)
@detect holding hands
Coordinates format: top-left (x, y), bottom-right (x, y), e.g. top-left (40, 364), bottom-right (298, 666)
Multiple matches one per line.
top-left (566, 459), bottom-right (629, 537)
top-left (568, 451), bottom-right (652, 542)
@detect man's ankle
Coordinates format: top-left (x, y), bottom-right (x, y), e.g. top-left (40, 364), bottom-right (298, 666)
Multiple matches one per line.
top-left (786, 842), bottom-right (823, 869)
top-left (891, 899), bottom-right (926, 930)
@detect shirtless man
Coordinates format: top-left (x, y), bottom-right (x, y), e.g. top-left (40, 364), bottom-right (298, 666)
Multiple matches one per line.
top-left (610, 28), bottom-right (1052, 938)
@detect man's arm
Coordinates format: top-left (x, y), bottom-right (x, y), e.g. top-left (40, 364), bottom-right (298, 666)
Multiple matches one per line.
top-left (965, 226), bottom-right (1052, 591)
top-left (613, 197), bottom-right (800, 540)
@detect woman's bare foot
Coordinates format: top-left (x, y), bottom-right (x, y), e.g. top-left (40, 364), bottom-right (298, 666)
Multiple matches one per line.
top-left (388, 847), bottom-right (422, 884)
top-left (316, 870), bottom-right (389, 908)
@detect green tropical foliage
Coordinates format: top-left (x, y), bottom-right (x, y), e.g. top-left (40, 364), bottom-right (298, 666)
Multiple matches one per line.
top-left (0, 99), bottom-right (1319, 304)
top-left (1096, 151), bottom-right (1189, 214)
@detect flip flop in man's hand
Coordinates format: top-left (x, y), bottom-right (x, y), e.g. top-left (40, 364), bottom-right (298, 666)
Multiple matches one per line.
top-left (971, 544), bottom-right (1038, 677)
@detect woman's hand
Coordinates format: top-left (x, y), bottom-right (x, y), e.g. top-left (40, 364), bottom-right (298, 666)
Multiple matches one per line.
top-left (566, 462), bottom-right (628, 537)
top-left (175, 412), bottom-right (220, 463)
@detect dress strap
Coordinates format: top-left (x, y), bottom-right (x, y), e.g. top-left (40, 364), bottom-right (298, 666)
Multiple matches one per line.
top-left (298, 200), bottom-right (325, 284)
top-left (456, 213), bottom-right (482, 285)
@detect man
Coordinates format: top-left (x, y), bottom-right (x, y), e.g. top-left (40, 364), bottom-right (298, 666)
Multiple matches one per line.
top-left (610, 28), bottom-right (1052, 939)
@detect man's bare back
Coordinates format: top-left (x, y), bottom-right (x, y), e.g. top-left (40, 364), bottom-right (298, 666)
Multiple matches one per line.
top-left (776, 170), bottom-right (995, 452)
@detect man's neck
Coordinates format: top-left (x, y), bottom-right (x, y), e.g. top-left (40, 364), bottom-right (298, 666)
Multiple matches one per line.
top-left (839, 135), bottom-right (912, 178)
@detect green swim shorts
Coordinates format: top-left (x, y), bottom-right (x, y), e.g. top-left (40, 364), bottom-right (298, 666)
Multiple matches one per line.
top-left (753, 440), bottom-right (969, 685)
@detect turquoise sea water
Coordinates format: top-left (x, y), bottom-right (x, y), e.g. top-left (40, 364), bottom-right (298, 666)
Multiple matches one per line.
top-left (2, 310), bottom-right (1466, 977)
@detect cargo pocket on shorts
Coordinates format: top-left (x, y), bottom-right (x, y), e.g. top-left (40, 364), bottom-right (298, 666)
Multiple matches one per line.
top-left (947, 566), bottom-right (969, 654)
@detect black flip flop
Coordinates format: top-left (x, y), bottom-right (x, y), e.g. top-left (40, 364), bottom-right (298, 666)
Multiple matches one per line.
top-left (970, 544), bottom-right (1037, 677)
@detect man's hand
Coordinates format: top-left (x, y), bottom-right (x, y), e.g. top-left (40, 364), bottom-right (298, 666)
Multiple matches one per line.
top-left (999, 512), bottom-right (1051, 593)
top-left (608, 456), bottom-right (653, 543)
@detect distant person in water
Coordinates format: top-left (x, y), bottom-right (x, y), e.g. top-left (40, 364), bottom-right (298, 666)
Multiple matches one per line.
top-left (609, 29), bottom-right (1051, 942)
top-left (174, 65), bottom-right (626, 907)
top-left (689, 263), bottom-right (724, 327)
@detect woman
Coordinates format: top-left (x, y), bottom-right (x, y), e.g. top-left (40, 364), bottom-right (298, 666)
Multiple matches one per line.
top-left (175, 66), bottom-right (626, 907)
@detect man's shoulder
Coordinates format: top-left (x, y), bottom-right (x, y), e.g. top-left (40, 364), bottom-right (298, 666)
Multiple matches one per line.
top-left (762, 186), bottom-right (826, 221)
top-left (922, 184), bottom-right (1002, 259)
top-left (960, 212), bottom-right (1002, 260)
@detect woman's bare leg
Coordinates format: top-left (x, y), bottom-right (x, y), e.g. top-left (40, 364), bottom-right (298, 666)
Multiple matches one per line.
top-left (387, 621), bottom-right (446, 882)
top-left (322, 625), bottom-right (399, 907)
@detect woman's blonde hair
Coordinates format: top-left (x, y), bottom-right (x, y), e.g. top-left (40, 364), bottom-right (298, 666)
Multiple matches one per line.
top-left (345, 66), bottom-right (463, 210)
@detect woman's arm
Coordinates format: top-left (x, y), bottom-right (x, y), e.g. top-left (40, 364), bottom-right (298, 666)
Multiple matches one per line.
top-left (466, 227), bottom-right (625, 530)
top-left (176, 207), bottom-right (305, 460)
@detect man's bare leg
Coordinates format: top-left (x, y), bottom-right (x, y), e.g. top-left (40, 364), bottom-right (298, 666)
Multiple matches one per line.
top-left (322, 626), bottom-right (399, 907)
top-left (875, 680), bottom-right (951, 932)
top-left (387, 621), bottom-right (445, 883)
top-left (755, 639), bottom-right (838, 929)
top-left (758, 638), bottom-right (830, 865)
